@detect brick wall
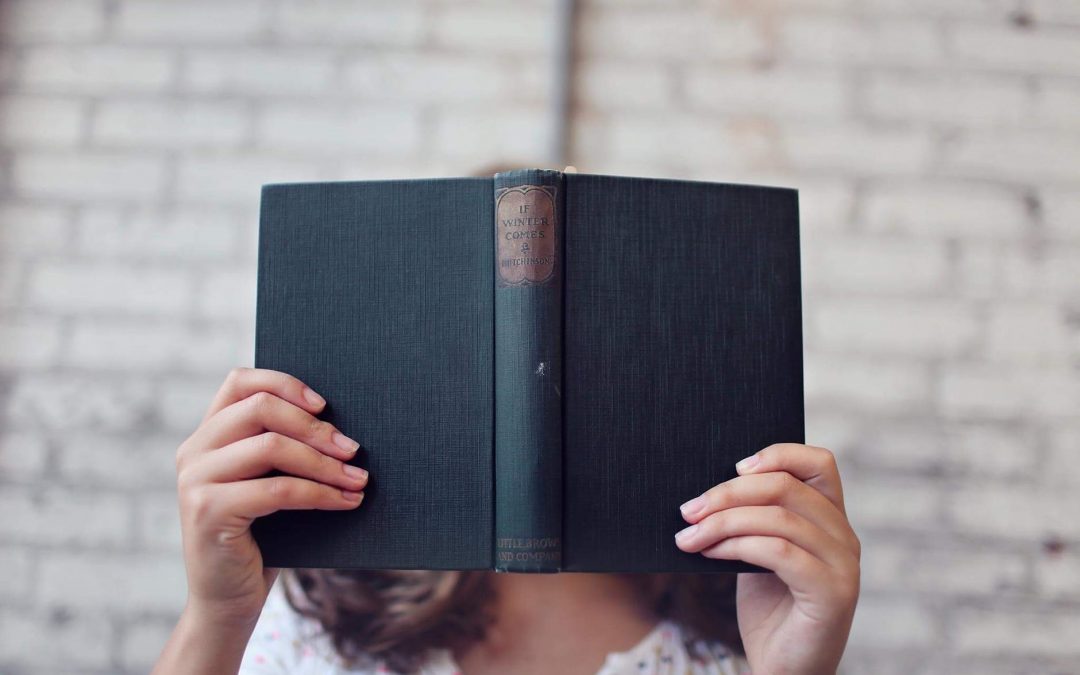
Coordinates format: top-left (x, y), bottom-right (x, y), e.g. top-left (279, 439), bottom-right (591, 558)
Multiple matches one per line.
top-left (0, 1), bottom-right (1077, 673)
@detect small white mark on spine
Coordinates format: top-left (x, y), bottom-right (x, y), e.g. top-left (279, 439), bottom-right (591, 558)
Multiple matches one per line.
top-left (535, 362), bottom-right (547, 376)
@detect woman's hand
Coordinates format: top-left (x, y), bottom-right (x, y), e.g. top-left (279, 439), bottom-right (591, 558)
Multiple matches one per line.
top-left (675, 443), bottom-right (860, 675)
top-left (175, 367), bottom-right (369, 626)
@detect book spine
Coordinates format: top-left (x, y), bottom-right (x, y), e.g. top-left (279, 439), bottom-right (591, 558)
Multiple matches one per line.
top-left (493, 169), bottom-right (564, 572)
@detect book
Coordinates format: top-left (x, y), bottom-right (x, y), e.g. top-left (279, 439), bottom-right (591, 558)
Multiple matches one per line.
top-left (251, 169), bottom-right (804, 574)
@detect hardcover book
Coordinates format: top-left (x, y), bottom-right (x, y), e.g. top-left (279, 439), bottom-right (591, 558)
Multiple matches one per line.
top-left (251, 169), bottom-right (804, 574)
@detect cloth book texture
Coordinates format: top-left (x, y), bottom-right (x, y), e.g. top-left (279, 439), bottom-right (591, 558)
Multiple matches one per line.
top-left (252, 170), bottom-right (804, 574)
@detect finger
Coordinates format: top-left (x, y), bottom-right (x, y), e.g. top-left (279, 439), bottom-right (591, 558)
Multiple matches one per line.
top-left (680, 472), bottom-right (857, 554)
top-left (736, 443), bottom-right (846, 516)
top-left (675, 505), bottom-right (855, 570)
top-left (204, 367), bottom-right (326, 422)
top-left (183, 431), bottom-right (369, 492)
top-left (204, 475), bottom-right (364, 524)
top-left (698, 535), bottom-right (833, 599)
top-left (192, 391), bottom-right (360, 460)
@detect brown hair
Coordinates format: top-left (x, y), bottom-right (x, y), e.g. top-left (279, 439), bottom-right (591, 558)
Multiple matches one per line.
top-left (283, 569), bottom-right (743, 673)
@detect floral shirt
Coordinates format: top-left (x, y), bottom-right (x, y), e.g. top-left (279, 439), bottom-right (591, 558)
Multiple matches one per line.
top-left (240, 579), bottom-right (751, 675)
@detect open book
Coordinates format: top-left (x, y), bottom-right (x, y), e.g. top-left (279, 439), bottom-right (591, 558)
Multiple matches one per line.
top-left (251, 169), bottom-right (804, 573)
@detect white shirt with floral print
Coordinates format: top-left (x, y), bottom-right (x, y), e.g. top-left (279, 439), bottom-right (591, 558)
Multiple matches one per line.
top-left (240, 579), bottom-right (751, 675)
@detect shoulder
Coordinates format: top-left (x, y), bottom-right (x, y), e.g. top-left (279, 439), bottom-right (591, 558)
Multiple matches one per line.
top-left (645, 619), bottom-right (751, 675)
top-left (239, 576), bottom-right (382, 674)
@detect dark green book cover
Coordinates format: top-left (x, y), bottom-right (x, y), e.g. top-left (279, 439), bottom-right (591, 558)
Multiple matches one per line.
top-left (251, 170), bottom-right (803, 574)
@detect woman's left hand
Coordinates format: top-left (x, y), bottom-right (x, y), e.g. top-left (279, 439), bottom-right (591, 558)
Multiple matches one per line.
top-left (675, 443), bottom-right (860, 675)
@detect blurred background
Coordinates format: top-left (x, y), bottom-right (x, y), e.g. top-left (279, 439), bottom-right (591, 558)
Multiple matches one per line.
top-left (0, 0), bottom-right (1078, 673)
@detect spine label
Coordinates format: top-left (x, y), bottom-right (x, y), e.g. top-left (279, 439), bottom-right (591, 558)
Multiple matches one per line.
top-left (495, 185), bottom-right (558, 286)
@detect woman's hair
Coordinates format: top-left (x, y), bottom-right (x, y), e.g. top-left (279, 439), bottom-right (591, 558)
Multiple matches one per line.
top-left (283, 569), bottom-right (743, 673)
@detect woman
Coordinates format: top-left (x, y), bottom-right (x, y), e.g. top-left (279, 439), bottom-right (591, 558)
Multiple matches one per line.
top-left (152, 367), bottom-right (860, 674)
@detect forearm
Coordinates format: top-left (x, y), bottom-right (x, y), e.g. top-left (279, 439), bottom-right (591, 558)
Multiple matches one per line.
top-left (151, 602), bottom-right (259, 675)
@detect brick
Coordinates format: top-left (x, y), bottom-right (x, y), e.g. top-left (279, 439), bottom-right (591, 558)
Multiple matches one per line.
top-left (17, 46), bottom-right (176, 92)
top-left (943, 424), bottom-right (1039, 478)
top-left (183, 49), bottom-right (335, 96)
top-left (685, 67), bottom-right (850, 118)
top-left (576, 61), bottom-right (672, 111)
top-left (957, 242), bottom-right (1080, 300)
top-left (812, 299), bottom-right (980, 357)
top-left (857, 0), bottom-right (1012, 17)
top-left (157, 376), bottom-right (227, 433)
top-left (951, 24), bottom-right (1080, 76)
top-left (76, 206), bottom-right (241, 260)
top-left (345, 54), bottom-right (546, 105)
top-left (863, 74), bottom-right (1029, 128)
top-left (1045, 426), bottom-right (1080, 489)
top-left (120, 618), bottom-right (178, 672)
top-left (578, 7), bottom-right (768, 62)
top-left (135, 492), bottom-right (182, 552)
top-left (256, 105), bottom-right (421, 155)
top-left (0, 487), bottom-right (129, 547)
top-left (12, 152), bottom-right (167, 201)
top-left (952, 608), bottom-right (1080, 657)
top-left (57, 433), bottom-right (179, 490)
top-left (1028, 0), bottom-right (1080, 23)
top-left (844, 477), bottom-right (942, 531)
top-left (0, 260), bottom-right (23, 309)
top-left (985, 303), bottom-right (1078, 364)
top-left (779, 16), bottom-right (943, 66)
top-left (274, 1), bottom-right (424, 45)
top-left (5, 375), bottom-right (156, 432)
top-left (0, 203), bottom-right (71, 255)
top-left (0, 0), bottom-right (106, 41)
top-left (841, 423), bottom-right (944, 473)
top-left (792, 178), bottom-right (855, 234)
top-left (0, 547), bottom-right (33, 602)
top-left (941, 365), bottom-right (1080, 419)
top-left (0, 95), bottom-right (85, 146)
top-left (804, 355), bottom-right (932, 413)
top-left (433, 108), bottom-right (551, 163)
top-left (176, 155), bottom-right (331, 204)
top-left (66, 319), bottom-right (243, 373)
top-left (197, 268), bottom-right (257, 320)
top-left (948, 483), bottom-right (1080, 539)
top-left (27, 262), bottom-right (191, 315)
top-left (863, 182), bottom-right (1028, 238)
top-left (38, 551), bottom-right (186, 612)
top-left (944, 132), bottom-right (1080, 183)
top-left (431, 5), bottom-right (556, 56)
top-left (802, 236), bottom-right (949, 295)
top-left (0, 607), bottom-right (113, 669)
top-left (1035, 551), bottom-right (1080, 599)
top-left (93, 100), bottom-right (249, 148)
top-left (0, 317), bottom-right (63, 369)
top-left (862, 542), bottom-right (1028, 595)
top-left (0, 431), bottom-right (49, 480)
top-left (1040, 188), bottom-right (1080, 241)
top-left (783, 124), bottom-right (934, 174)
top-left (115, 0), bottom-right (266, 41)
top-left (848, 596), bottom-right (937, 648)
top-left (604, 113), bottom-right (774, 171)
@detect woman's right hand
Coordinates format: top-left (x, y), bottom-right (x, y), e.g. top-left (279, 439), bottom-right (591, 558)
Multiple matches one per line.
top-left (175, 367), bottom-right (369, 627)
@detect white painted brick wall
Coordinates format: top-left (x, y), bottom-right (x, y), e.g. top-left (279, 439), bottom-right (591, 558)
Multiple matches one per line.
top-left (0, 1), bottom-right (1077, 674)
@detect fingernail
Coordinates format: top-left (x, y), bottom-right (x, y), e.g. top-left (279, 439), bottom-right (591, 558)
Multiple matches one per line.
top-left (680, 495), bottom-right (705, 518)
top-left (341, 490), bottom-right (364, 503)
top-left (343, 464), bottom-right (368, 481)
top-left (735, 453), bottom-right (760, 472)
top-left (303, 387), bottom-right (326, 408)
top-left (332, 431), bottom-right (360, 454)
top-left (674, 524), bottom-right (698, 543)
